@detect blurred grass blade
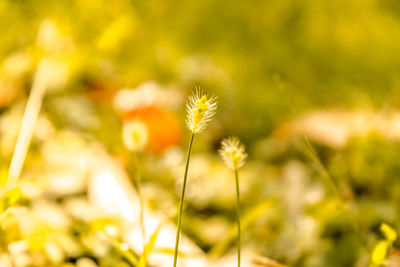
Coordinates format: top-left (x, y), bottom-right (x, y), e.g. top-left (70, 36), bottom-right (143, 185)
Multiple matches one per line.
top-left (210, 198), bottom-right (276, 258)
top-left (252, 254), bottom-right (288, 267)
top-left (0, 187), bottom-right (22, 215)
top-left (300, 132), bottom-right (370, 251)
top-left (138, 222), bottom-right (163, 267)
top-left (152, 247), bottom-right (202, 258)
top-left (301, 132), bottom-right (341, 197)
top-left (7, 59), bottom-right (51, 188)
top-left (107, 235), bottom-right (139, 266)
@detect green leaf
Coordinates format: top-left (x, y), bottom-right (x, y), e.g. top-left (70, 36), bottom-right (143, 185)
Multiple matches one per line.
top-left (152, 247), bottom-right (201, 258)
top-left (138, 222), bottom-right (163, 267)
top-left (381, 223), bottom-right (397, 243)
top-left (371, 241), bottom-right (389, 266)
top-left (0, 187), bottom-right (22, 214)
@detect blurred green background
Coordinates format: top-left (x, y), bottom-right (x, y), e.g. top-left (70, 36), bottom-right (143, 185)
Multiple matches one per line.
top-left (3, 0), bottom-right (400, 139)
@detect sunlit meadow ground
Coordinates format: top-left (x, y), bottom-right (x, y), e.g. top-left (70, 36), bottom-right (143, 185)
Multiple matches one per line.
top-left (2, 1), bottom-right (400, 266)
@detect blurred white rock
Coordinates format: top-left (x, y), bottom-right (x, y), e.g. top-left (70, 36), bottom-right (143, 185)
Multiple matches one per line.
top-left (276, 109), bottom-right (400, 148)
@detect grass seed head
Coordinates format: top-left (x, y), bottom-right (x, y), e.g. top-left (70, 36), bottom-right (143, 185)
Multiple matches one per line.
top-left (122, 120), bottom-right (148, 152)
top-left (219, 136), bottom-right (247, 170)
top-left (186, 88), bottom-right (217, 133)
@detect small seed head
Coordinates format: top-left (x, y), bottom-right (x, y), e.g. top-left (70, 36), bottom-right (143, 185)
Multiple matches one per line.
top-left (122, 120), bottom-right (148, 151)
top-left (186, 88), bottom-right (217, 133)
top-left (219, 136), bottom-right (247, 170)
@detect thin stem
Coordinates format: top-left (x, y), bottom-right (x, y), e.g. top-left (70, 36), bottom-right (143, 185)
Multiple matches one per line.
top-left (301, 133), bottom-right (369, 251)
top-left (173, 132), bottom-right (195, 267)
top-left (7, 59), bottom-right (50, 189)
top-left (234, 168), bottom-right (241, 267)
top-left (107, 235), bottom-right (139, 266)
top-left (302, 133), bottom-right (341, 197)
top-left (132, 153), bottom-right (147, 266)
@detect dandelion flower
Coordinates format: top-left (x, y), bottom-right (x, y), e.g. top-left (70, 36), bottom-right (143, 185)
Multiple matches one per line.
top-left (122, 120), bottom-right (148, 151)
top-left (219, 136), bottom-right (247, 170)
top-left (186, 89), bottom-right (217, 133)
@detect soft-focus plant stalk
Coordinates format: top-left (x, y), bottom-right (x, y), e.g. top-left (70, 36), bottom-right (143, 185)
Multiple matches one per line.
top-left (301, 134), bottom-right (369, 251)
top-left (234, 168), bottom-right (241, 267)
top-left (173, 132), bottom-right (194, 267)
top-left (122, 120), bottom-right (149, 266)
top-left (7, 59), bottom-right (53, 189)
top-left (133, 152), bottom-right (147, 267)
top-left (219, 136), bottom-right (247, 267)
top-left (173, 89), bottom-right (216, 267)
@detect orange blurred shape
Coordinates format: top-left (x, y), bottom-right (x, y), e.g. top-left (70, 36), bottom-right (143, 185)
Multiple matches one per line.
top-left (0, 86), bottom-right (23, 107)
top-left (86, 80), bottom-right (118, 103)
top-left (123, 106), bottom-right (181, 154)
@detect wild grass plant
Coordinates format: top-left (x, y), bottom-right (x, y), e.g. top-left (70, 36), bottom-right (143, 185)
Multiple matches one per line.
top-left (173, 89), bottom-right (217, 267)
top-left (122, 120), bottom-right (149, 266)
top-left (219, 137), bottom-right (247, 267)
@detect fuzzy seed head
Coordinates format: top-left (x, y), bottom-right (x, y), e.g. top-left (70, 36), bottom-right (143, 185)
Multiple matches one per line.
top-left (186, 88), bottom-right (217, 133)
top-left (219, 136), bottom-right (247, 170)
top-left (122, 120), bottom-right (148, 151)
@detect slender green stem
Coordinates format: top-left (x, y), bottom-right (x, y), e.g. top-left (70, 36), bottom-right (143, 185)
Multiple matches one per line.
top-left (107, 235), bottom-right (139, 266)
top-left (234, 168), bottom-right (241, 267)
top-left (7, 59), bottom-right (49, 189)
top-left (173, 132), bottom-right (195, 267)
top-left (302, 133), bottom-right (369, 251)
top-left (133, 153), bottom-right (147, 266)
